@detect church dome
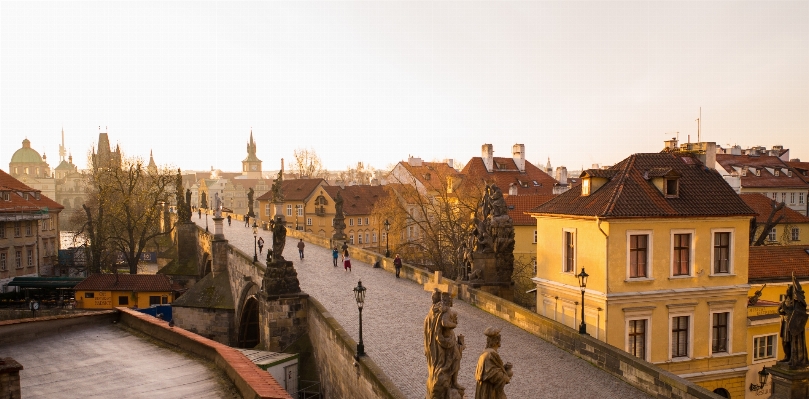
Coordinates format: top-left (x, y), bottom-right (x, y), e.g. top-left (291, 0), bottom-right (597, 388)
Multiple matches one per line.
top-left (10, 139), bottom-right (44, 164)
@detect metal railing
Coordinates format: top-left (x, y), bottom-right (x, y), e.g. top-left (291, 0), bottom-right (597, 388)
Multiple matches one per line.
top-left (291, 380), bottom-right (321, 399)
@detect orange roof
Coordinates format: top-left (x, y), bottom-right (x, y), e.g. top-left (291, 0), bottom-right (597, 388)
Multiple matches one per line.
top-left (256, 178), bottom-right (326, 202)
top-left (460, 157), bottom-right (558, 196)
top-left (392, 161), bottom-right (461, 193)
top-left (749, 245), bottom-right (809, 282)
top-left (74, 274), bottom-right (173, 292)
top-left (0, 169), bottom-right (64, 213)
top-left (505, 194), bottom-right (555, 225)
top-left (739, 193), bottom-right (809, 224)
top-left (323, 185), bottom-right (388, 216)
top-left (716, 154), bottom-right (809, 189)
top-left (787, 161), bottom-right (809, 183)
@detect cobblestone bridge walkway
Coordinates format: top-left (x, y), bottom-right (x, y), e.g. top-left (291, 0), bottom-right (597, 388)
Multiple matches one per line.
top-left (195, 218), bottom-right (650, 399)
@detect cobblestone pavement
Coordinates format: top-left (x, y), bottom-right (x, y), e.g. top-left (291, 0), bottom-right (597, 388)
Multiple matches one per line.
top-left (197, 218), bottom-right (651, 399)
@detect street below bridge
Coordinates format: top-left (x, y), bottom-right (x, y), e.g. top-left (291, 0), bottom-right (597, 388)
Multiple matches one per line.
top-left (194, 217), bottom-right (650, 399)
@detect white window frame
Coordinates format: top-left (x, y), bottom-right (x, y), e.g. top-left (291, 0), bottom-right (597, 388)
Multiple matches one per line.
top-left (265, 204), bottom-right (270, 216)
top-left (710, 228), bottom-right (734, 276)
top-left (708, 301), bottom-right (735, 356)
top-left (349, 218), bottom-right (354, 226)
top-left (562, 228), bottom-right (577, 274)
top-left (623, 306), bottom-right (654, 362)
top-left (626, 230), bottom-right (653, 280)
top-left (296, 204), bottom-right (303, 216)
top-left (668, 305), bottom-right (695, 361)
top-left (372, 232), bottom-right (377, 243)
top-left (286, 205), bottom-right (292, 216)
top-left (792, 227), bottom-right (800, 242)
top-left (358, 234), bottom-right (363, 244)
top-left (306, 218), bottom-right (312, 226)
top-left (791, 192), bottom-right (796, 205)
top-left (357, 218), bottom-right (362, 226)
top-left (349, 234), bottom-right (354, 244)
top-left (800, 192), bottom-right (805, 204)
top-left (365, 233), bottom-right (369, 244)
top-left (752, 333), bottom-right (778, 363)
top-left (670, 229), bottom-right (695, 278)
top-left (768, 227), bottom-right (777, 242)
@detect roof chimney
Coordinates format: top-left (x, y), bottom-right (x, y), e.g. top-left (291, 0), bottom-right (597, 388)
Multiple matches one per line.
top-left (512, 144), bottom-right (525, 172)
top-left (445, 159), bottom-right (454, 169)
top-left (555, 166), bottom-right (568, 185)
top-left (482, 144), bottom-right (494, 172)
top-left (509, 183), bottom-right (518, 196)
top-left (408, 156), bottom-right (423, 167)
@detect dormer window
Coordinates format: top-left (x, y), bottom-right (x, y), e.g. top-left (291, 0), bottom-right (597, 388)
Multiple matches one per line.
top-left (582, 179), bottom-right (591, 196)
top-left (775, 170), bottom-right (780, 176)
top-left (2, 192), bottom-right (8, 201)
top-left (755, 170), bottom-right (760, 176)
top-left (666, 178), bottom-right (679, 198)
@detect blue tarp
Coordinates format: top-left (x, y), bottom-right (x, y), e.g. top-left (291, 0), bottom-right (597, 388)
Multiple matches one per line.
top-left (136, 305), bottom-right (172, 321)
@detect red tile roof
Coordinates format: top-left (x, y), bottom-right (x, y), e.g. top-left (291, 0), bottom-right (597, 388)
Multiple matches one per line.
top-left (787, 161), bottom-right (809, 184)
top-left (739, 193), bottom-right (809, 224)
top-left (323, 185), bottom-right (388, 216)
top-left (74, 274), bottom-right (173, 292)
top-left (530, 153), bottom-right (756, 218)
top-left (716, 154), bottom-right (809, 189)
top-left (0, 169), bottom-right (64, 213)
top-left (749, 245), bottom-right (809, 282)
top-left (505, 194), bottom-right (556, 225)
top-left (460, 157), bottom-right (558, 196)
top-left (392, 161), bottom-right (461, 193)
top-left (256, 178), bottom-right (326, 202)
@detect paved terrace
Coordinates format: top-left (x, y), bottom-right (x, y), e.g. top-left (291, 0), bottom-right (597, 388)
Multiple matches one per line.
top-left (0, 321), bottom-right (238, 398)
top-left (197, 218), bottom-right (651, 399)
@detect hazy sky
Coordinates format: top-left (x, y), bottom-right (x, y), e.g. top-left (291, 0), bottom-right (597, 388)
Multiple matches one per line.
top-left (2, 2), bottom-right (807, 174)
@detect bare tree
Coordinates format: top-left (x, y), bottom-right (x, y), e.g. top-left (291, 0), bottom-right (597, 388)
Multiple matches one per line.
top-left (291, 147), bottom-right (327, 179)
top-left (751, 200), bottom-right (786, 246)
top-left (337, 162), bottom-right (375, 185)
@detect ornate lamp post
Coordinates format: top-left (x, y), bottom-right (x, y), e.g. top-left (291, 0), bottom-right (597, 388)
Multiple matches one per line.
top-left (383, 219), bottom-right (391, 257)
top-left (576, 268), bottom-right (589, 335)
top-left (749, 367), bottom-right (769, 392)
top-left (295, 219), bottom-right (299, 231)
top-left (353, 280), bottom-right (366, 358)
top-left (252, 221), bottom-right (258, 262)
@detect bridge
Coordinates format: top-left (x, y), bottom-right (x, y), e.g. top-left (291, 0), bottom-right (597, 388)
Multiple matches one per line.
top-left (175, 215), bottom-right (720, 399)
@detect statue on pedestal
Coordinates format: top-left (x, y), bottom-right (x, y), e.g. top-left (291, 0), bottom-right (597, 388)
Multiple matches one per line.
top-left (778, 274), bottom-right (808, 369)
top-left (247, 187), bottom-right (255, 217)
top-left (332, 190), bottom-right (347, 240)
top-left (269, 216), bottom-right (287, 261)
top-left (425, 289), bottom-right (465, 399)
top-left (474, 327), bottom-right (513, 399)
top-left (201, 192), bottom-right (207, 209)
top-left (213, 193), bottom-right (222, 218)
top-left (465, 185), bottom-right (515, 284)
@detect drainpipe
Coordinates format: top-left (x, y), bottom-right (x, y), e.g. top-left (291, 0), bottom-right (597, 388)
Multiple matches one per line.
top-left (596, 216), bottom-right (608, 341)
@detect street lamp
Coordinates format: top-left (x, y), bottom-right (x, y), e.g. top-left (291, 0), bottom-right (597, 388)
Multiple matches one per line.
top-left (353, 280), bottom-right (367, 358)
top-left (205, 212), bottom-right (209, 232)
top-left (383, 219), bottom-right (391, 257)
top-left (252, 221), bottom-right (258, 262)
top-left (749, 367), bottom-right (769, 391)
top-left (576, 268), bottom-right (589, 335)
top-left (295, 219), bottom-right (299, 231)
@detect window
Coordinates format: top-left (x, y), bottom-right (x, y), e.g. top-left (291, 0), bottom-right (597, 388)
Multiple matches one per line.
top-left (671, 316), bottom-right (689, 358)
top-left (666, 178), bottom-right (679, 197)
top-left (712, 312), bottom-right (729, 353)
top-left (27, 249), bottom-right (33, 267)
top-left (358, 234), bottom-right (363, 244)
top-left (149, 296), bottom-right (161, 306)
top-left (357, 218), bottom-right (362, 226)
top-left (14, 222), bottom-right (21, 237)
top-left (286, 205), bottom-right (292, 216)
top-left (349, 218), bottom-right (354, 226)
top-left (162, 296), bottom-right (168, 304)
top-left (800, 193), bottom-right (805, 204)
top-left (629, 235), bottom-right (648, 278)
top-left (372, 233), bottom-right (377, 243)
top-left (791, 192), bottom-right (796, 204)
top-left (118, 296), bottom-right (129, 306)
top-left (349, 234), bottom-right (354, 244)
top-left (0, 222), bottom-right (4, 238)
top-left (792, 227), bottom-right (800, 242)
top-left (365, 233), bottom-right (369, 244)
top-left (564, 230), bottom-right (575, 273)
top-left (772, 192), bottom-right (777, 200)
top-left (26, 222), bottom-right (32, 236)
top-left (533, 230), bottom-right (537, 244)
top-left (365, 218), bottom-right (369, 225)
top-left (581, 179), bottom-right (591, 195)
top-left (15, 251), bottom-right (21, 269)
top-left (0, 253), bottom-right (5, 271)
top-left (713, 232), bottom-right (731, 274)
top-left (753, 335), bottom-right (777, 361)
top-left (628, 320), bottom-right (646, 360)
top-left (265, 204), bottom-right (270, 216)
top-left (307, 218), bottom-right (312, 226)
top-left (768, 228), bottom-right (777, 242)
top-left (673, 234), bottom-right (691, 276)
top-left (85, 292), bottom-right (94, 299)
top-left (381, 232), bottom-right (387, 243)
top-left (296, 204), bottom-right (303, 216)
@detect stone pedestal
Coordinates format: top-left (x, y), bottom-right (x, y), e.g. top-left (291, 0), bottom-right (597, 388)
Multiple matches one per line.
top-left (260, 293), bottom-right (309, 351)
top-left (176, 221), bottom-right (200, 276)
top-left (0, 358), bottom-right (23, 399)
top-left (213, 216), bottom-right (225, 240)
top-left (768, 364), bottom-right (809, 399)
top-left (211, 238), bottom-right (229, 277)
top-left (469, 253), bottom-right (514, 301)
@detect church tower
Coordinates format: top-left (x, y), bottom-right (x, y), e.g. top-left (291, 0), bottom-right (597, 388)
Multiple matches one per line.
top-left (242, 129), bottom-right (262, 178)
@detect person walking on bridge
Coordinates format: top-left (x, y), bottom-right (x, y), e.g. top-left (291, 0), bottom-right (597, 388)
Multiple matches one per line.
top-left (258, 237), bottom-right (265, 254)
top-left (343, 250), bottom-right (352, 272)
top-left (227, 214), bottom-right (231, 226)
top-left (332, 247), bottom-right (339, 267)
top-left (297, 239), bottom-right (305, 260)
top-left (394, 254), bottom-right (402, 278)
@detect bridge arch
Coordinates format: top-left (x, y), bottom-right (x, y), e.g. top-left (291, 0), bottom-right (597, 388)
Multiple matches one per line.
top-left (236, 282), bottom-right (260, 348)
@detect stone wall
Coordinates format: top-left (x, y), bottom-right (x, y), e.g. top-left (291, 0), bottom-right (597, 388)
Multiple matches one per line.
top-left (292, 230), bottom-right (723, 399)
top-left (172, 306), bottom-right (235, 345)
top-left (306, 296), bottom-right (405, 399)
top-left (226, 243), bottom-right (266, 323)
top-left (0, 358), bottom-right (22, 399)
top-left (0, 311), bottom-right (117, 347)
top-left (261, 294), bottom-right (309, 352)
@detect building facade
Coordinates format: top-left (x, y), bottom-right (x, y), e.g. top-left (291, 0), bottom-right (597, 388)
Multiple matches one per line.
top-left (73, 273), bottom-right (174, 309)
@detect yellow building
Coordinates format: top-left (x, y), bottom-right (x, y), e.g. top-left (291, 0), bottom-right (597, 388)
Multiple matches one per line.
top-left (740, 193), bottom-right (809, 246)
top-left (73, 274), bottom-right (174, 309)
top-left (256, 178), bottom-right (326, 230)
top-left (322, 185), bottom-right (388, 249)
top-left (529, 153), bottom-right (756, 399)
top-left (504, 194), bottom-right (555, 309)
top-left (745, 245), bottom-right (809, 399)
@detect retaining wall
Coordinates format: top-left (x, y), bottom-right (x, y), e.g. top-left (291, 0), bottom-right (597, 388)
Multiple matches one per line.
top-left (306, 296), bottom-right (405, 399)
top-left (0, 311), bottom-right (117, 347)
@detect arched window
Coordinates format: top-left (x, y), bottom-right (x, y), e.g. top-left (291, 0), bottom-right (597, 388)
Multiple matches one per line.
top-left (712, 388), bottom-right (730, 398)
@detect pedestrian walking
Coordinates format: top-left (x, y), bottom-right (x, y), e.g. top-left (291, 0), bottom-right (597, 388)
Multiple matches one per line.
top-left (198, 209), bottom-right (201, 219)
top-left (332, 247), bottom-right (339, 267)
top-left (227, 215), bottom-right (232, 226)
top-left (341, 241), bottom-right (348, 253)
top-left (394, 254), bottom-right (402, 278)
top-left (258, 237), bottom-right (264, 254)
top-left (343, 250), bottom-right (352, 272)
top-left (245, 215), bottom-right (250, 227)
top-left (297, 239), bottom-right (305, 259)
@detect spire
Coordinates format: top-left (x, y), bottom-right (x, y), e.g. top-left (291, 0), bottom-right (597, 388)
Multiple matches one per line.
top-left (59, 126), bottom-right (66, 162)
top-left (147, 149), bottom-right (157, 172)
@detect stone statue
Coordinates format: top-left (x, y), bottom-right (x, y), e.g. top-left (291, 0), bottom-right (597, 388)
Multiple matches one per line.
top-left (247, 187), bottom-right (255, 217)
top-left (175, 170), bottom-right (191, 222)
top-left (778, 274), bottom-right (808, 369)
top-left (185, 189), bottom-right (191, 206)
top-left (332, 190), bottom-right (347, 240)
top-left (201, 192), bottom-right (207, 209)
top-left (748, 284), bottom-right (766, 306)
top-left (269, 216), bottom-right (287, 261)
top-left (261, 253), bottom-right (301, 295)
top-left (474, 327), bottom-right (513, 399)
top-left (271, 163), bottom-right (284, 203)
top-left (213, 193), bottom-right (222, 218)
top-left (425, 289), bottom-right (465, 399)
top-left (467, 185), bottom-right (515, 283)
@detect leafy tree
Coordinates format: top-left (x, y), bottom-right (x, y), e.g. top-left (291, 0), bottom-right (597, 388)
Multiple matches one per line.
top-left (76, 154), bottom-right (175, 274)
top-left (291, 147), bottom-right (327, 179)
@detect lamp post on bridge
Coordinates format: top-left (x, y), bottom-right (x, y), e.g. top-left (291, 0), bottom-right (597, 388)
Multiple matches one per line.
top-left (252, 221), bottom-right (258, 262)
top-left (577, 268), bottom-right (589, 335)
top-left (383, 219), bottom-right (391, 258)
top-left (353, 280), bottom-right (366, 358)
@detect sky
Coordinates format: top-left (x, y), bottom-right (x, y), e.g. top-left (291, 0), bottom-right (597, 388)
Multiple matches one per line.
top-left (1, 2), bottom-right (807, 175)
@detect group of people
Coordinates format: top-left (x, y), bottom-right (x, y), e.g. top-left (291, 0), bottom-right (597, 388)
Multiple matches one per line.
top-left (332, 245), bottom-right (352, 271)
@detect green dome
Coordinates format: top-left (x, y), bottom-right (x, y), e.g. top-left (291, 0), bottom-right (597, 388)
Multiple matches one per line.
top-left (9, 139), bottom-right (44, 164)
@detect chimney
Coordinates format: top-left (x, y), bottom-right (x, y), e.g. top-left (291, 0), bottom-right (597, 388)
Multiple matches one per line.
top-left (731, 145), bottom-right (742, 155)
top-left (512, 144), bottom-right (525, 172)
top-left (555, 166), bottom-right (568, 185)
top-left (696, 142), bottom-right (716, 169)
top-left (408, 156), bottom-right (423, 167)
top-left (482, 144), bottom-right (494, 172)
top-left (509, 183), bottom-right (518, 196)
top-left (445, 159), bottom-right (454, 169)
